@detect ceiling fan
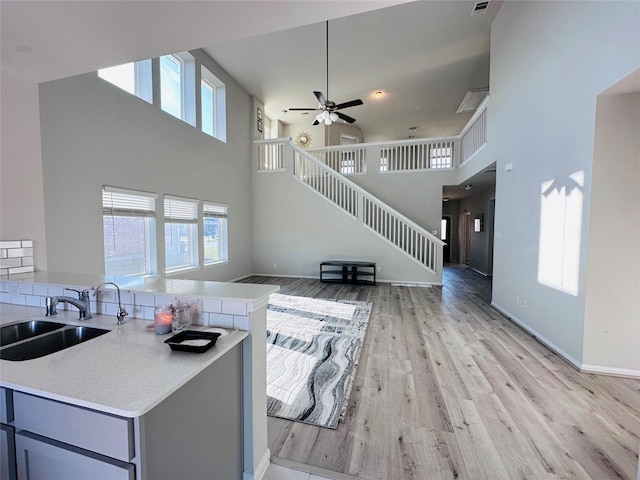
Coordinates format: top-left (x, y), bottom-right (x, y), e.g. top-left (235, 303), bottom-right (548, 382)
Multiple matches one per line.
top-left (289, 20), bottom-right (363, 126)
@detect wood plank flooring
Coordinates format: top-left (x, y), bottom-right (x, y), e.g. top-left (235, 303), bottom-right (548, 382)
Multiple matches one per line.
top-left (239, 266), bottom-right (640, 479)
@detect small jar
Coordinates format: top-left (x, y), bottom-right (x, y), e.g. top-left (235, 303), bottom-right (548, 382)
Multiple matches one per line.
top-left (172, 302), bottom-right (192, 334)
top-left (154, 305), bottom-right (174, 335)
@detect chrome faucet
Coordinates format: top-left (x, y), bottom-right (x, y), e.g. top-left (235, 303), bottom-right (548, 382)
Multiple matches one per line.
top-left (94, 282), bottom-right (128, 325)
top-left (45, 288), bottom-right (92, 320)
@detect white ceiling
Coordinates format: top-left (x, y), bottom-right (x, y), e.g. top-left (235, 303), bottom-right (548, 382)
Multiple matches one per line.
top-left (205, 1), bottom-right (500, 142)
top-left (1, 0), bottom-right (500, 196)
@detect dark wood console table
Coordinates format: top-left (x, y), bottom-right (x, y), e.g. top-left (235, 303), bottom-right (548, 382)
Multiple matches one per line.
top-left (320, 261), bottom-right (376, 286)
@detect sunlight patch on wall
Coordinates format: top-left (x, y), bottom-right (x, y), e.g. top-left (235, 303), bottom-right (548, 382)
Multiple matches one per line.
top-left (537, 171), bottom-right (584, 296)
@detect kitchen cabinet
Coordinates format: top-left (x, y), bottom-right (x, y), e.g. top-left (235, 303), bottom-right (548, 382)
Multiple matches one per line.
top-left (1, 424), bottom-right (17, 480)
top-left (15, 431), bottom-right (133, 480)
top-left (5, 343), bottom-right (242, 480)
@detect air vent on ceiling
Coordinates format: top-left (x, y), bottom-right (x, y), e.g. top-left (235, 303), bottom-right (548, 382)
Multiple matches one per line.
top-left (472, 1), bottom-right (490, 15)
top-left (456, 88), bottom-right (489, 113)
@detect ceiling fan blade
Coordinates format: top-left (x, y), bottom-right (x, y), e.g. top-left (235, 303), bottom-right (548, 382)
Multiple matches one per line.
top-left (289, 108), bottom-right (318, 111)
top-left (335, 99), bottom-right (364, 110)
top-left (312, 119), bottom-right (320, 126)
top-left (336, 111), bottom-right (356, 124)
top-left (313, 91), bottom-right (326, 105)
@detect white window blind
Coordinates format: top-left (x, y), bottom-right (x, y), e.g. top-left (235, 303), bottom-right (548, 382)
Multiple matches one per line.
top-left (203, 202), bottom-right (228, 218)
top-left (102, 186), bottom-right (156, 217)
top-left (164, 196), bottom-right (198, 223)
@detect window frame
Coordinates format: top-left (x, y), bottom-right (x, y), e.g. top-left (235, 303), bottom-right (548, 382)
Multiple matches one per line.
top-left (102, 186), bottom-right (158, 276)
top-left (164, 195), bottom-right (200, 273)
top-left (202, 201), bottom-right (229, 265)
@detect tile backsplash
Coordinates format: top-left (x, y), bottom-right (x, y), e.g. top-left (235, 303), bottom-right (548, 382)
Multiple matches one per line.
top-left (0, 240), bottom-right (35, 276)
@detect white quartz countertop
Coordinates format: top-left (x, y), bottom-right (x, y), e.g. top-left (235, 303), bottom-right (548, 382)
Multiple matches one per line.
top-left (0, 304), bottom-right (248, 418)
top-left (3, 271), bottom-right (278, 302)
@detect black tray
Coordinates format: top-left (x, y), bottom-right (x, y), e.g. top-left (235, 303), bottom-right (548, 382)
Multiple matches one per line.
top-left (164, 330), bottom-right (221, 353)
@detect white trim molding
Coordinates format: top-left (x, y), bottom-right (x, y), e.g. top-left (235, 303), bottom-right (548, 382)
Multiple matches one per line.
top-left (243, 448), bottom-right (271, 480)
top-left (580, 365), bottom-right (640, 379)
top-left (491, 302), bottom-right (582, 370)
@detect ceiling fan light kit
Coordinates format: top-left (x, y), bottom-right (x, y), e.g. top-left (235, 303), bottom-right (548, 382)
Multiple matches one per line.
top-left (289, 20), bottom-right (363, 126)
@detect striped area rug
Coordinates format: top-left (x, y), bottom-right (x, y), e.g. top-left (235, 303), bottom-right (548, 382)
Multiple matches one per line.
top-left (266, 293), bottom-right (373, 429)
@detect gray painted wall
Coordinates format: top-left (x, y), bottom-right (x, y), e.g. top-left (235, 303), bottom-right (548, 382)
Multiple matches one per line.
top-left (583, 91), bottom-right (640, 373)
top-left (489, 1), bottom-right (639, 365)
top-left (38, 50), bottom-right (254, 281)
top-left (459, 187), bottom-right (495, 275)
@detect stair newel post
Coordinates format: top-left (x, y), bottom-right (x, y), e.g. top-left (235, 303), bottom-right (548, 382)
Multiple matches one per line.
top-left (285, 141), bottom-right (295, 174)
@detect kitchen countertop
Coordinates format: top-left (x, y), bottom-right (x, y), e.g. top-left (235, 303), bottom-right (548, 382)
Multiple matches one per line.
top-left (2, 271), bottom-right (278, 303)
top-left (0, 303), bottom-right (248, 418)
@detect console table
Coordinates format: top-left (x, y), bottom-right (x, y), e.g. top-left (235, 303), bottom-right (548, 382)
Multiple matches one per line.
top-left (320, 261), bottom-right (376, 286)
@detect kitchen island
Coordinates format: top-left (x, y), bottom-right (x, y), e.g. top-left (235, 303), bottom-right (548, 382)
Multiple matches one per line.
top-left (0, 273), bottom-right (279, 480)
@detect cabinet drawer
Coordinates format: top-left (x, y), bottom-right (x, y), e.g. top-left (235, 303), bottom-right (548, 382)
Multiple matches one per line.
top-left (16, 431), bottom-right (134, 480)
top-left (13, 392), bottom-right (133, 462)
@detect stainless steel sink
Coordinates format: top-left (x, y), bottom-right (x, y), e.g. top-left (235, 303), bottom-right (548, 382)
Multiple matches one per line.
top-left (0, 320), bottom-right (65, 346)
top-left (0, 325), bottom-right (109, 361)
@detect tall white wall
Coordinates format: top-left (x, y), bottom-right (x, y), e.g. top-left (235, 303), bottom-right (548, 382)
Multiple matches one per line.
top-left (489, 1), bottom-right (640, 365)
top-left (583, 91), bottom-right (640, 375)
top-left (252, 167), bottom-right (442, 284)
top-left (38, 52), bottom-right (254, 281)
top-left (0, 69), bottom-right (47, 269)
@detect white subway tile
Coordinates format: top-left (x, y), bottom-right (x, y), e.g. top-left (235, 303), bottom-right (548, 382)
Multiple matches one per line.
top-left (33, 284), bottom-right (49, 296)
top-left (22, 257), bottom-right (34, 267)
top-left (25, 295), bottom-right (42, 307)
top-left (208, 313), bottom-right (234, 328)
top-left (0, 249), bottom-right (6, 259)
top-left (0, 269), bottom-right (8, 276)
top-left (233, 315), bottom-right (250, 330)
top-left (0, 292), bottom-right (11, 303)
top-left (202, 298), bottom-right (222, 313)
top-left (143, 306), bottom-right (156, 320)
top-left (134, 292), bottom-right (155, 307)
top-left (154, 294), bottom-right (175, 307)
top-left (9, 265), bottom-right (34, 274)
top-left (19, 283), bottom-right (33, 295)
top-left (0, 241), bottom-right (21, 249)
top-left (47, 285), bottom-right (65, 296)
top-left (221, 300), bottom-right (246, 316)
top-left (7, 248), bottom-right (33, 258)
top-left (10, 295), bottom-right (25, 305)
top-left (0, 258), bottom-right (22, 269)
top-left (21, 240), bottom-right (33, 247)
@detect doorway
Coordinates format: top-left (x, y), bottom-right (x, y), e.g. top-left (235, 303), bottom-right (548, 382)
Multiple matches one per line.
top-left (441, 216), bottom-right (451, 263)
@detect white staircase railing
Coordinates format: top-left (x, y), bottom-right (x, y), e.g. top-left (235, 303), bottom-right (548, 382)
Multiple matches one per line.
top-left (460, 95), bottom-right (489, 165)
top-left (256, 138), bottom-right (445, 274)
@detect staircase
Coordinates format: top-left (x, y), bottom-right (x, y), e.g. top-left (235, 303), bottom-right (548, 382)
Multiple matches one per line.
top-left (256, 139), bottom-right (445, 275)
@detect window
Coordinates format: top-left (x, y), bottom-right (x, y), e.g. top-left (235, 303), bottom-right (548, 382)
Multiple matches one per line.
top-left (200, 65), bottom-right (226, 141)
top-left (102, 187), bottom-right (157, 276)
top-left (429, 146), bottom-right (453, 169)
top-left (203, 202), bottom-right (228, 264)
top-left (98, 60), bottom-right (152, 103)
top-left (164, 196), bottom-right (199, 272)
top-left (160, 52), bottom-right (196, 125)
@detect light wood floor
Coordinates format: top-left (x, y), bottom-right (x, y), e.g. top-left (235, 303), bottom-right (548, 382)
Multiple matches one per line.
top-left (239, 266), bottom-right (640, 479)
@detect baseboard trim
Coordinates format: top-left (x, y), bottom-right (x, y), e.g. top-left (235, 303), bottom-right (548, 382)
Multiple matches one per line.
top-left (244, 448), bottom-right (271, 480)
top-left (271, 456), bottom-right (362, 480)
top-left (245, 273), bottom-right (443, 287)
top-left (580, 365), bottom-right (640, 379)
top-left (490, 301), bottom-right (582, 370)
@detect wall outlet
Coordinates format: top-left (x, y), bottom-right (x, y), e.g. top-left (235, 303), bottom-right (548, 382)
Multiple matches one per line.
top-left (522, 299), bottom-right (527, 308)
top-left (516, 295), bottom-right (520, 305)
top-left (377, 266), bottom-right (381, 272)
top-left (273, 262), bottom-right (277, 268)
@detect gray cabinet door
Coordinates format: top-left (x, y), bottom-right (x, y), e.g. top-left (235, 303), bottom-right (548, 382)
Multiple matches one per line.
top-left (15, 431), bottom-right (134, 480)
top-left (1, 424), bottom-right (17, 480)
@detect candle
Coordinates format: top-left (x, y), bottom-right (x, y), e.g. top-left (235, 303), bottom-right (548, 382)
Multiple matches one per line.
top-left (154, 305), bottom-right (174, 335)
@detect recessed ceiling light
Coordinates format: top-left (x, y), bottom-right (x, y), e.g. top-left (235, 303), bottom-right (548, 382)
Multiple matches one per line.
top-left (374, 90), bottom-right (384, 99)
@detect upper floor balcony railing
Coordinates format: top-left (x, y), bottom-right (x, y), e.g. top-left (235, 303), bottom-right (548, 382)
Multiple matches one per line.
top-left (258, 96), bottom-right (488, 175)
